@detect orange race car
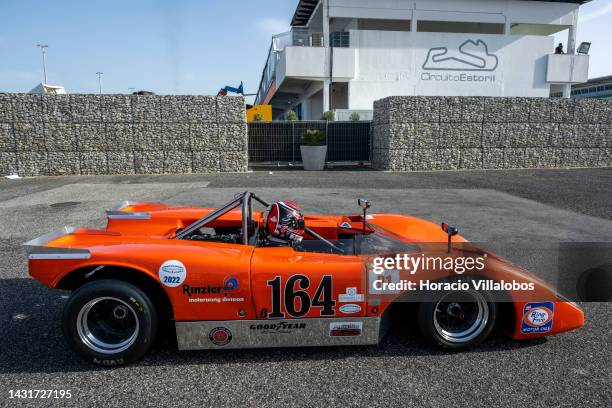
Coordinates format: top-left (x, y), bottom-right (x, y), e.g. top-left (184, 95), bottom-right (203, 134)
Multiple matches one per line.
top-left (25, 192), bottom-right (584, 366)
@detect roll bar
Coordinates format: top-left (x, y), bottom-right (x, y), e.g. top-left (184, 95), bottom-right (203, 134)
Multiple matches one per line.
top-left (174, 191), bottom-right (344, 253)
top-left (174, 193), bottom-right (245, 240)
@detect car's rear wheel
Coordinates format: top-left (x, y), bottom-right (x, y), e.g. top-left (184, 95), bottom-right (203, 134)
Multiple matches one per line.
top-left (417, 279), bottom-right (496, 350)
top-left (62, 279), bottom-right (158, 366)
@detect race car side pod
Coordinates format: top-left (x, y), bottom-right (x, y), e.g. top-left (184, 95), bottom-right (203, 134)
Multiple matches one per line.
top-left (441, 223), bottom-right (459, 253)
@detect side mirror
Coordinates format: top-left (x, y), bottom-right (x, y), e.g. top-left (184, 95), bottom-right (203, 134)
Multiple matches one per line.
top-left (358, 198), bottom-right (371, 235)
top-left (441, 223), bottom-right (459, 253)
top-left (441, 223), bottom-right (458, 236)
top-left (358, 198), bottom-right (371, 209)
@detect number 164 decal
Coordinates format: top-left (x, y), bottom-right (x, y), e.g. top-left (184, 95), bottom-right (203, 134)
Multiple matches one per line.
top-left (267, 275), bottom-right (336, 318)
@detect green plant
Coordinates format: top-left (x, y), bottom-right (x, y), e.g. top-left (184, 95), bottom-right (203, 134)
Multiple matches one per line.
top-left (286, 110), bottom-right (298, 121)
top-left (301, 129), bottom-right (326, 146)
top-left (252, 113), bottom-right (264, 122)
top-left (349, 112), bottom-right (360, 121)
top-left (321, 111), bottom-right (335, 121)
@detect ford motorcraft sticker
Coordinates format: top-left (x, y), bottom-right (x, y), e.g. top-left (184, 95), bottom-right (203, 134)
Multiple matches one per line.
top-left (339, 304), bottom-right (361, 314)
top-left (521, 302), bottom-right (554, 334)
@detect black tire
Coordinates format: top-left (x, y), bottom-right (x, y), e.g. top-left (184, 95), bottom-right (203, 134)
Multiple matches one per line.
top-left (417, 277), bottom-right (497, 350)
top-left (62, 279), bottom-right (158, 366)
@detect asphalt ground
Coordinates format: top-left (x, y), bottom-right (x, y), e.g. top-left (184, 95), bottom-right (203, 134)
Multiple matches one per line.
top-left (0, 168), bottom-right (610, 407)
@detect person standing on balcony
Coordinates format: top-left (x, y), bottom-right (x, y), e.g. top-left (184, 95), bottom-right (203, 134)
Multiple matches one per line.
top-left (555, 43), bottom-right (565, 54)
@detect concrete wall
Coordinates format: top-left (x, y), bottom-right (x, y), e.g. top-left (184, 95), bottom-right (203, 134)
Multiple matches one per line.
top-left (0, 94), bottom-right (248, 176)
top-left (372, 96), bottom-right (612, 171)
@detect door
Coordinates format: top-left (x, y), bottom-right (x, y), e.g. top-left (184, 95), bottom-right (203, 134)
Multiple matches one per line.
top-left (250, 246), bottom-right (367, 320)
top-left (164, 241), bottom-right (256, 321)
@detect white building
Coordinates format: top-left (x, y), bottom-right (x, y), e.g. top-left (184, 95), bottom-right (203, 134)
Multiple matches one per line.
top-left (254, 0), bottom-right (590, 120)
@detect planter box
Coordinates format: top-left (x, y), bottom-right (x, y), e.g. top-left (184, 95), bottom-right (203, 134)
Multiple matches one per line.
top-left (300, 145), bottom-right (327, 170)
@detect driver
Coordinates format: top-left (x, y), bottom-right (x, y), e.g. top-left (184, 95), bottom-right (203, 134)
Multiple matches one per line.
top-left (262, 201), bottom-right (305, 247)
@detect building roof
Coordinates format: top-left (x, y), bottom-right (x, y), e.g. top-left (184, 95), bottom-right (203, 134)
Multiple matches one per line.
top-left (291, 0), bottom-right (319, 26)
top-left (291, 0), bottom-right (591, 26)
top-left (573, 75), bottom-right (612, 89)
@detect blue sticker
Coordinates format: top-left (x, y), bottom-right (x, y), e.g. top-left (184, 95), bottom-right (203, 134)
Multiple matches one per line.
top-left (340, 222), bottom-right (352, 229)
top-left (223, 277), bottom-right (238, 291)
top-left (521, 302), bottom-right (554, 334)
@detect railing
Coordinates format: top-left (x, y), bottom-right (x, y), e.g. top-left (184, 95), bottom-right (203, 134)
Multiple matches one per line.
top-left (256, 29), bottom-right (324, 104)
top-left (256, 29), bottom-right (350, 104)
top-left (255, 43), bottom-right (276, 105)
top-left (248, 120), bottom-right (371, 165)
top-left (546, 53), bottom-right (589, 84)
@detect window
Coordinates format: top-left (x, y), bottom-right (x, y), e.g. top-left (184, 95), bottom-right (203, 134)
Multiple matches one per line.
top-left (357, 19), bottom-right (410, 32)
top-left (330, 31), bottom-right (349, 48)
top-left (417, 20), bottom-right (504, 34)
top-left (510, 23), bottom-right (570, 36)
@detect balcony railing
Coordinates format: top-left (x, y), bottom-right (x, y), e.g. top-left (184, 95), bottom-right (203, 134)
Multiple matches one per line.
top-left (255, 29), bottom-right (350, 105)
top-left (546, 53), bottom-right (589, 84)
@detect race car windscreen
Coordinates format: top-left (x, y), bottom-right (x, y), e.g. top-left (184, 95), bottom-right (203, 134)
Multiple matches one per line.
top-left (295, 223), bottom-right (417, 255)
top-left (359, 224), bottom-right (418, 255)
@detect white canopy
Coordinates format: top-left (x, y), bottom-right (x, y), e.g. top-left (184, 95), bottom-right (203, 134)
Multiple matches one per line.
top-left (29, 83), bottom-right (66, 94)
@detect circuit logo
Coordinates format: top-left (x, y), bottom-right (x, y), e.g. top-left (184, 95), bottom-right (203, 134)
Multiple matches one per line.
top-left (423, 39), bottom-right (499, 71)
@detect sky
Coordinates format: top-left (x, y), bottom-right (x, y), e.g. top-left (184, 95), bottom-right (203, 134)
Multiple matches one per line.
top-left (0, 0), bottom-right (296, 102)
top-left (0, 0), bottom-right (611, 102)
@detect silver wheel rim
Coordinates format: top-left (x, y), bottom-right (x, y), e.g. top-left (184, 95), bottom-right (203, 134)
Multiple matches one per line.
top-left (76, 297), bottom-right (139, 354)
top-left (433, 290), bottom-right (489, 344)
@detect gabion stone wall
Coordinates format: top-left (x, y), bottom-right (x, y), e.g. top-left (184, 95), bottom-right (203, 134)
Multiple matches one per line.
top-left (0, 94), bottom-right (247, 176)
top-left (372, 96), bottom-right (612, 171)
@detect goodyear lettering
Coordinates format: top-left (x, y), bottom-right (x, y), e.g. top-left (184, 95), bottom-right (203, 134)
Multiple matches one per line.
top-left (249, 321), bottom-right (306, 334)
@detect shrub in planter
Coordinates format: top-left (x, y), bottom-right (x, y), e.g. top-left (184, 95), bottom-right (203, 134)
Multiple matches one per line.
top-left (349, 112), bottom-right (360, 121)
top-left (301, 129), bottom-right (326, 146)
top-left (300, 129), bottom-right (327, 170)
top-left (321, 111), bottom-right (335, 121)
top-left (286, 110), bottom-right (298, 121)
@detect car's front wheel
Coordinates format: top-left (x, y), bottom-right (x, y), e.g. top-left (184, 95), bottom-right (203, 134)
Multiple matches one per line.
top-left (417, 279), bottom-right (496, 350)
top-left (62, 279), bottom-right (158, 366)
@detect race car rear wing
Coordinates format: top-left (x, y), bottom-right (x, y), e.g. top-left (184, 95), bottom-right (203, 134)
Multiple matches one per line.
top-left (23, 226), bottom-right (91, 260)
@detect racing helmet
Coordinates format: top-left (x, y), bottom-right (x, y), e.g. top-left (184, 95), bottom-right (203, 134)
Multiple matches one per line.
top-left (264, 201), bottom-right (305, 244)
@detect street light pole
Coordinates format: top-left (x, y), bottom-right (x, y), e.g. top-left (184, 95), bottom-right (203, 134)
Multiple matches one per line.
top-left (96, 72), bottom-right (103, 94)
top-left (36, 44), bottom-right (49, 84)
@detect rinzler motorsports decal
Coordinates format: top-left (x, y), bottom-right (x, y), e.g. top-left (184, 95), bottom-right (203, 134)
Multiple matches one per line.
top-left (182, 277), bottom-right (244, 303)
